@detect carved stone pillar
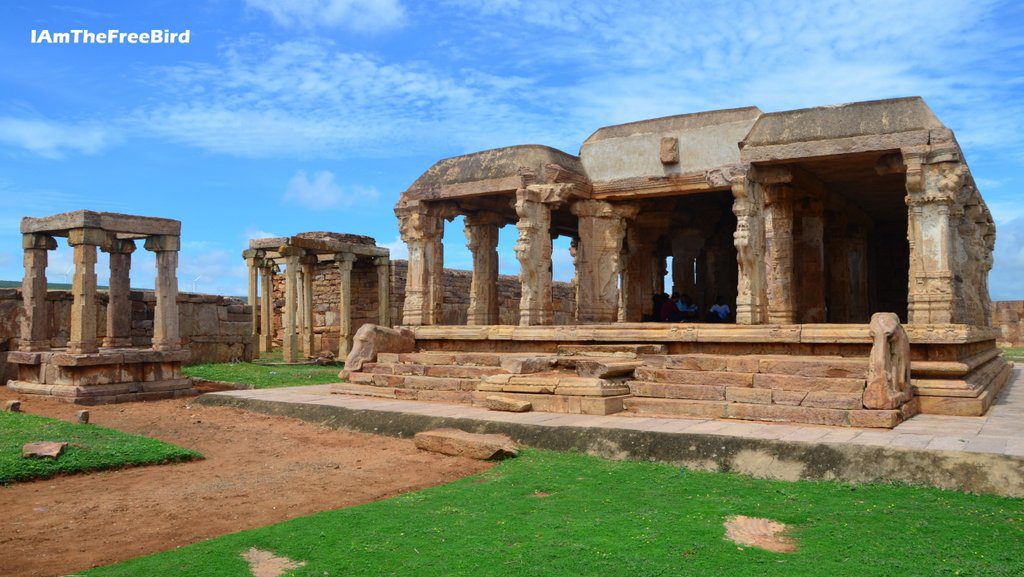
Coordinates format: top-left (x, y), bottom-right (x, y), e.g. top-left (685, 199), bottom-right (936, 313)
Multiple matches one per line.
top-left (825, 212), bottom-right (851, 323)
top-left (847, 225), bottom-right (870, 322)
top-left (397, 205), bottom-right (445, 326)
top-left (296, 266), bottom-right (305, 349)
top-left (620, 215), bottom-right (660, 322)
top-left (146, 235), bottom-right (181, 352)
top-left (905, 160), bottom-right (963, 324)
top-left (572, 201), bottom-right (637, 323)
top-left (515, 190), bottom-right (554, 326)
top-left (259, 263), bottom-right (274, 352)
top-left (335, 253), bottom-right (355, 358)
top-left (374, 256), bottom-right (391, 327)
top-left (281, 249), bottom-right (302, 362)
top-left (464, 212), bottom-right (501, 325)
top-left (300, 255), bottom-right (317, 357)
top-left (66, 228), bottom-right (104, 354)
top-left (728, 171), bottom-right (765, 324)
top-left (795, 197), bottom-right (826, 323)
top-left (763, 185), bottom-right (795, 324)
top-left (244, 251), bottom-right (261, 354)
top-left (103, 238), bottom-right (135, 348)
top-left (20, 233), bottom-right (56, 351)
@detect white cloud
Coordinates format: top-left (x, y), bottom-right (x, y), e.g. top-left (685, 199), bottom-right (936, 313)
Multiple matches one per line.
top-left (245, 228), bottom-right (279, 241)
top-left (282, 170), bottom-right (378, 209)
top-left (380, 236), bottom-right (407, 260)
top-left (0, 117), bottom-right (113, 158)
top-left (991, 217), bottom-right (1024, 301)
top-left (245, 0), bottom-right (405, 32)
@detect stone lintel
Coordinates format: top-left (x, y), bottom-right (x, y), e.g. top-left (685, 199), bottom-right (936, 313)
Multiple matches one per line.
top-left (372, 256), bottom-right (389, 266)
top-left (750, 165), bottom-right (793, 184)
top-left (23, 233), bottom-right (57, 250)
top-left (22, 210), bottom-right (180, 237)
top-left (250, 236), bottom-right (388, 258)
top-left (334, 252), bottom-right (357, 263)
top-left (144, 235), bottom-right (181, 252)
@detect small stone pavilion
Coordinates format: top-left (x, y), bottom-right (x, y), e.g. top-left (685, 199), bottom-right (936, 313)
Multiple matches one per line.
top-left (245, 232), bottom-right (389, 362)
top-left (7, 210), bottom-right (193, 404)
top-left (339, 97), bottom-right (1011, 427)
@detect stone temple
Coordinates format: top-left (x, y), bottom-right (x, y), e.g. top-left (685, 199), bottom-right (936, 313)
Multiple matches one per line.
top-left (337, 97), bottom-right (1011, 428)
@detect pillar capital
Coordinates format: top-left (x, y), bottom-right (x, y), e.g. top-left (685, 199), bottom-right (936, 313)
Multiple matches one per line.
top-left (570, 199), bottom-right (639, 220)
top-left (103, 238), bottom-right (136, 255)
top-left (372, 256), bottom-right (389, 267)
top-left (22, 233), bottom-right (57, 250)
top-left (68, 227), bottom-right (107, 247)
top-left (334, 252), bottom-right (357, 263)
top-left (144, 234), bottom-right (180, 252)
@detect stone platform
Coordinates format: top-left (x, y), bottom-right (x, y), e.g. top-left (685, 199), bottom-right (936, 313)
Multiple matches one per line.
top-left (6, 348), bottom-right (194, 404)
top-left (339, 323), bottom-right (1011, 426)
top-left (198, 367), bottom-right (1024, 497)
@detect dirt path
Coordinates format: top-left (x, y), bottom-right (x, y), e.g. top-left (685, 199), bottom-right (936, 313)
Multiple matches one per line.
top-left (0, 388), bottom-right (492, 577)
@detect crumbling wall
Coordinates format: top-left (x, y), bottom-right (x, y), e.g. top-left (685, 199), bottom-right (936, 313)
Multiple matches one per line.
top-left (994, 301), bottom-right (1024, 347)
top-left (0, 288), bottom-right (253, 382)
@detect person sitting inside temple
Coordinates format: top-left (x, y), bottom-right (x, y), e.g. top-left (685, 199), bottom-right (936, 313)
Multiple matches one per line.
top-left (678, 293), bottom-right (699, 321)
top-left (706, 295), bottom-right (731, 323)
top-left (648, 292), bottom-right (668, 322)
top-left (660, 292), bottom-right (682, 322)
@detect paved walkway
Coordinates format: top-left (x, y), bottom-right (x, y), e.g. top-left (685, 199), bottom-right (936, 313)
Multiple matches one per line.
top-left (205, 367), bottom-right (1024, 459)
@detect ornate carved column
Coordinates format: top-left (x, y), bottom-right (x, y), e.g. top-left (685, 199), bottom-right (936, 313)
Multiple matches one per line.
top-left (464, 212), bottom-right (501, 325)
top-left (374, 256), bottom-right (391, 327)
top-left (905, 160), bottom-right (963, 324)
top-left (146, 234), bottom-right (181, 352)
top-left (619, 214), bottom-right (660, 322)
top-left (259, 262), bottom-right (274, 352)
top-left (762, 184), bottom-right (795, 324)
top-left (572, 200), bottom-right (638, 323)
top-left (66, 228), bottom-right (105, 354)
top-left (280, 248), bottom-right (302, 362)
top-left (300, 255), bottom-right (317, 357)
top-left (726, 170), bottom-right (766, 324)
top-left (794, 196), bottom-right (826, 323)
top-left (20, 233), bottom-right (56, 351)
top-left (103, 238), bottom-right (135, 348)
top-left (514, 189), bottom-right (554, 326)
top-left (397, 203), bottom-right (445, 326)
top-left (335, 253), bottom-right (356, 358)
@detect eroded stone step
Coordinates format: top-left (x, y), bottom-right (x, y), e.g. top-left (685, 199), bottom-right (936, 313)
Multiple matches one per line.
top-left (555, 343), bottom-right (667, 357)
top-left (642, 353), bottom-right (868, 378)
top-left (470, 391), bottom-right (627, 415)
top-left (628, 381), bottom-right (863, 409)
top-left (480, 372), bottom-right (631, 397)
top-left (376, 351), bottom-right (533, 367)
top-left (360, 362), bottom-right (506, 379)
top-left (355, 373), bottom-right (479, 391)
top-left (331, 382), bottom-right (472, 403)
top-left (622, 397), bottom-right (909, 428)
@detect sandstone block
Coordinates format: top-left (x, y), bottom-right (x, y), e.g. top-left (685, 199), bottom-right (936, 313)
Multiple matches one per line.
top-left (343, 324), bottom-right (415, 372)
top-left (663, 354), bottom-right (760, 373)
top-left (481, 396), bottom-right (532, 412)
top-left (22, 441), bottom-right (67, 459)
top-left (634, 367), bottom-right (753, 387)
top-left (848, 409), bottom-right (901, 428)
top-left (76, 410), bottom-right (90, 424)
top-left (413, 429), bottom-right (518, 460)
top-left (801, 391), bottom-right (863, 410)
top-left (725, 387), bottom-right (772, 404)
top-left (726, 403), bottom-right (848, 426)
top-left (752, 373), bottom-right (865, 393)
top-left (771, 390), bottom-right (807, 406)
top-left (575, 359), bottom-right (641, 379)
top-left (628, 381), bottom-right (725, 401)
top-left (4, 400), bottom-right (21, 412)
top-left (500, 356), bottom-right (556, 374)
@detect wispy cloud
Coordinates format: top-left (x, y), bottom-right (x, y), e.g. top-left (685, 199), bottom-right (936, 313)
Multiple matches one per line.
top-left (282, 169), bottom-right (379, 209)
top-left (245, 0), bottom-right (406, 32)
top-left (0, 116), bottom-right (114, 158)
top-left (991, 217), bottom-right (1024, 300)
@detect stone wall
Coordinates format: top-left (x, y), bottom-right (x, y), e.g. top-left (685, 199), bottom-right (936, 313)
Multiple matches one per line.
top-left (995, 301), bottom-right (1024, 346)
top-left (0, 288), bottom-right (253, 383)
top-left (270, 259), bottom-right (577, 354)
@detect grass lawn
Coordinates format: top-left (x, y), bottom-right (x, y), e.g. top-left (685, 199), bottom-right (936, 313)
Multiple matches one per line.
top-left (1003, 347), bottom-right (1024, 362)
top-left (182, 350), bottom-right (343, 389)
top-left (0, 411), bottom-right (200, 484)
top-left (86, 450), bottom-right (1024, 577)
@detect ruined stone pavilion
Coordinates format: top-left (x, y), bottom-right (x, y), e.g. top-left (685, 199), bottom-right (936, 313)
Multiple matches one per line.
top-left (245, 232), bottom-right (390, 362)
top-left (7, 210), bottom-right (194, 404)
top-left (337, 97), bottom-right (1011, 427)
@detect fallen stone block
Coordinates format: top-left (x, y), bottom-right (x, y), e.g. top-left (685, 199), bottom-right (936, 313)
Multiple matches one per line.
top-left (575, 359), bottom-right (641, 379)
top-left (76, 410), bottom-right (90, 424)
top-left (482, 395), bottom-right (532, 412)
top-left (343, 324), bottom-right (416, 372)
top-left (500, 356), bottom-right (557, 374)
top-left (5, 400), bottom-right (22, 412)
top-left (22, 441), bottom-right (68, 459)
top-left (413, 428), bottom-right (518, 460)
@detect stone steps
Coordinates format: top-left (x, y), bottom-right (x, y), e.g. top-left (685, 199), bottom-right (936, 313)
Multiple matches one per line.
top-left (347, 371), bottom-right (479, 392)
top-left (331, 382), bottom-right (473, 403)
top-left (479, 372), bottom-right (631, 397)
top-left (470, 390), bottom-right (628, 415)
top-left (623, 396), bottom-right (913, 428)
top-left (641, 353), bottom-right (868, 378)
top-left (360, 362), bottom-right (507, 379)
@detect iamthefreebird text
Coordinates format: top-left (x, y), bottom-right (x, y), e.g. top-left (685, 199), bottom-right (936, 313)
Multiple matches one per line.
top-left (30, 29), bottom-right (191, 45)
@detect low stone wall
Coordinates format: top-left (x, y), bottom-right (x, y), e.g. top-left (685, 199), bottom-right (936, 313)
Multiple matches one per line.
top-left (995, 301), bottom-right (1024, 347)
top-left (270, 259), bottom-right (577, 354)
top-left (0, 288), bottom-right (253, 383)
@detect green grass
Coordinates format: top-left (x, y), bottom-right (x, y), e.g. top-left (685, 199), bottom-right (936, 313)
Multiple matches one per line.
top-left (85, 450), bottom-right (1024, 577)
top-left (182, 350), bottom-right (343, 389)
top-left (1003, 347), bottom-right (1024, 362)
top-left (0, 411), bottom-right (201, 484)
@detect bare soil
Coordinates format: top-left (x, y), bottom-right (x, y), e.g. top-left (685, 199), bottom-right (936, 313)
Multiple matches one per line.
top-left (0, 388), bottom-right (493, 577)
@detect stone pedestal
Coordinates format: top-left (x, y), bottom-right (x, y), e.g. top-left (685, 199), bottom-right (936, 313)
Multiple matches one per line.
top-left (464, 213), bottom-right (501, 325)
top-left (103, 239), bottom-right (135, 348)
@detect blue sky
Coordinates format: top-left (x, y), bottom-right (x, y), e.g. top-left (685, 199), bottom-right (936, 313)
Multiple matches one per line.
top-left (1, 0), bottom-right (1023, 298)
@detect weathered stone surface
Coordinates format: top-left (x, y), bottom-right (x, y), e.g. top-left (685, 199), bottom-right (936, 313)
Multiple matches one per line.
top-left (22, 441), bottom-right (67, 459)
top-left (5, 400), bottom-right (21, 412)
top-left (500, 356), bottom-right (556, 374)
top-left (76, 409), bottom-right (90, 424)
top-left (752, 373), bottom-right (865, 393)
top-left (481, 395), bottom-right (532, 412)
top-left (575, 359), bottom-right (641, 379)
top-left (864, 312), bottom-right (913, 410)
top-left (343, 324), bottom-right (415, 372)
top-left (413, 428), bottom-right (518, 460)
